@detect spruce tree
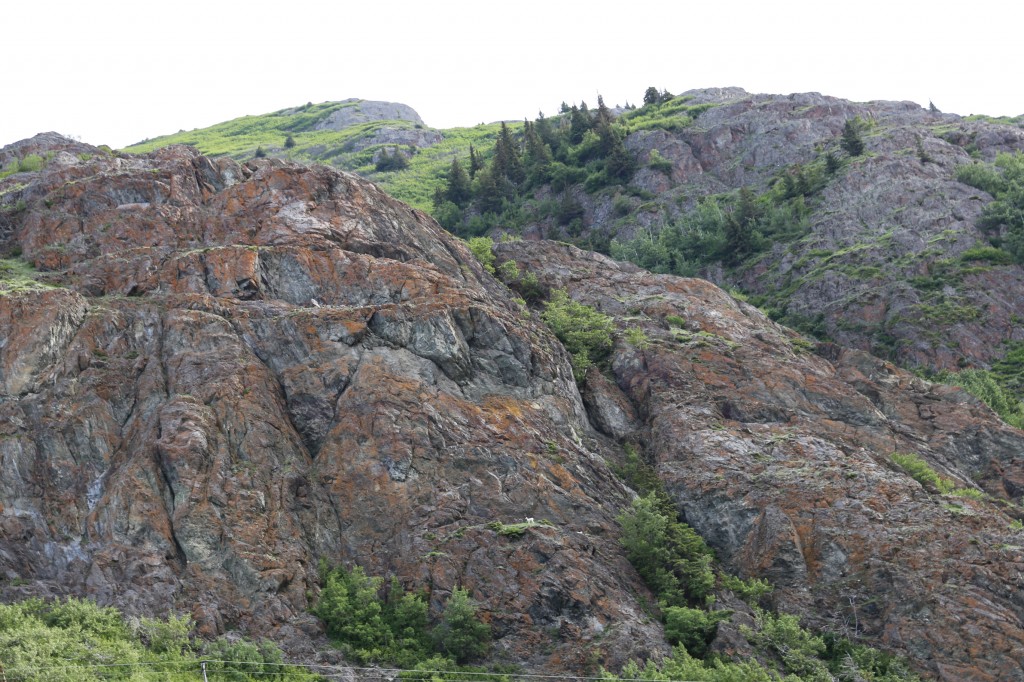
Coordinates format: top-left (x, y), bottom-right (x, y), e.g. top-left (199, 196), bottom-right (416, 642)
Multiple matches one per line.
top-left (840, 119), bottom-right (865, 157)
top-left (569, 105), bottom-right (590, 145)
top-left (523, 120), bottom-right (552, 187)
top-left (492, 122), bottom-right (524, 186)
top-left (468, 144), bottom-right (484, 178)
top-left (445, 158), bottom-right (472, 207)
top-left (644, 86), bottom-right (661, 106)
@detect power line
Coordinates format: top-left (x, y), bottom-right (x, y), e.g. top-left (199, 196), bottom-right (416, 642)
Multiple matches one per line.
top-left (0, 658), bottom-right (701, 682)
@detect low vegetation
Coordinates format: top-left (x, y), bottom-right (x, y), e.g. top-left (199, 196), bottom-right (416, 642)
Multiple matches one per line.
top-left (613, 449), bottom-right (918, 680)
top-left (540, 289), bottom-right (615, 380)
top-left (956, 151), bottom-right (1024, 262)
top-left (312, 563), bottom-right (490, 666)
top-left (0, 258), bottom-right (57, 296)
top-left (0, 597), bottom-right (315, 681)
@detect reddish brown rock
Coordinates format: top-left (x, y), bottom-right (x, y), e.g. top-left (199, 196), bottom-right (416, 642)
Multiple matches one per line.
top-left (498, 239), bottom-right (1024, 681)
top-left (0, 136), bottom-right (663, 671)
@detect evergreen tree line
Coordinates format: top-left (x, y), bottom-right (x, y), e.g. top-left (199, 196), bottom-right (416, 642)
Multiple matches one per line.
top-left (432, 95), bottom-right (637, 237)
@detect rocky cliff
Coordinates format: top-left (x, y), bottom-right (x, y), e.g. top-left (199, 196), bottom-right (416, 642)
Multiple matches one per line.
top-left (0, 134), bottom-right (662, 670)
top-left (558, 89), bottom-right (1024, 373)
top-left (2, 134), bottom-right (1024, 680)
top-left (495, 239), bottom-right (1024, 680)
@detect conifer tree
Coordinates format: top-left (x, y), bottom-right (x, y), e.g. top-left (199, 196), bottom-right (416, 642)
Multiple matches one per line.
top-left (523, 120), bottom-right (553, 188)
top-left (492, 122), bottom-right (525, 186)
top-left (468, 144), bottom-right (484, 179)
top-left (644, 86), bottom-right (660, 106)
top-left (840, 119), bottom-right (865, 157)
top-left (596, 95), bottom-right (613, 128)
top-left (444, 158), bottom-right (472, 207)
top-left (569, 105), bottom-right (590, 145)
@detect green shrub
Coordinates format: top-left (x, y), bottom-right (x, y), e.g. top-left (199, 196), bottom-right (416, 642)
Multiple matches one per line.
top-left (647, 149), bottom-right (673, 174)
top-left (203, 637), bottom-right (313, 681)
top-left (624, 326), bottom-right (650, 349)
top-left (617, 493), bottom-right (715, 606)
top-left (720, 574), bottom-right (773, 604)
top-left (0, 598), bottom-right (211, 681)
top-left (663, 606), bottom-right (731, 658)
top-left (743, 609), bottom-right (829, 680)
top-left (936, 368), bottom-right (1024, 429)
top-left (891, 453), bottom-right (954, 494)
top-left (313, 565), bottom-right (391, 657)
top-left (496, 259), bottom-right (520, 281)
top-left (959, 245), bottom-right (1015, 265)
top-left (431, 588), bottom-right (490, 663)
top-left (465, 236), bottom-right (496, 273)
top-left (313, 564), bottom-right (490, 666)
top-left (18, 154), bottom-right (44, 173)
top-left (665, 314), bottom-right (686, 328)
top-left (541, 289), bottom-right (614, 380)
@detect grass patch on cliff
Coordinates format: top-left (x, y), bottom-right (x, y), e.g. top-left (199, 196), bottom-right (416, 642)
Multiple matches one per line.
top-left (0, 258), bottom-right (57, 296)
top-left (486, 519), bottom-right (554, 538)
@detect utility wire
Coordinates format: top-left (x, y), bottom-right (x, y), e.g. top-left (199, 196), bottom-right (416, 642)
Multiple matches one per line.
top-left (0, 659), bottom-right (698, 682)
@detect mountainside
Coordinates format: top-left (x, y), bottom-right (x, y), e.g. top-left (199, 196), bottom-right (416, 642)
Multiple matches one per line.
top-left (0, 134), bottom-right (663, 670)
top-left (1, 132), bottom-right (1024, 680)
top-left (122, 91), bottom-right (1024, 388)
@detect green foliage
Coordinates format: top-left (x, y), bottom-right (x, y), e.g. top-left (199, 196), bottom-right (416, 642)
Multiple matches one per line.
top-left (933, 368), bottom-right (1024, 429)
top-left (284, 134), bottom-right (296, 149)
top-left (18, 154), bottom-right (45, 173)
top-left (647, 149), bottom-right (673, 174)
top-left (617, 493), bottom-right (715, 606)
top-left (891, 453), bottom-right (955, 494)
top-left (398, 655), bottom-right (510, 682)
top-left (663, 606), bottom-right (731, 658)
top-left (1, 258), bottom-right (58, 296)
top-left (376, 149), bottom-right (410, 172)
top-left (613, 444), bottom-right (664, 498)
top-left (312, 565), bottom-right (391, 657)
top-left (443, 158), bottom-right (472, 206)
top-left (203, 637), bottom-right (313, 680)
top-left (840, 118), bottom-right (866, 157)
top-left (603, 645), bottom-right (783, 681)
top-left (465, 236), bottom-right (496, 274)
top-left (486, 518), bottom-right (554, 538)
top-left (957, 152), bottom-right (1024, 262)
top-left (959, 244), bottom-right (1015, 265)
top-left (720, 574), bottom-right (774, 604)
top-left (541, 289), bottom-right (615, 380)
top-left (993, 341), bottom-right (1024, 399)
top-left (624, 326), bottom-right (650, 349)
top-left (496, 259), bottom-right (520, 281)
top-left (743, 609), bottom-right (831, 680)
top-left (313, 565), bottom-right (490, 666)
top-left (431, 588), bottom-right (491, 664)
top-left (0, 598), bottom-right (316, 681)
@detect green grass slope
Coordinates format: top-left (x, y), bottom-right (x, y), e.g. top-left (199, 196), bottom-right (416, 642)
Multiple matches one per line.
top-left (123, 100), bottom-right (506, 212)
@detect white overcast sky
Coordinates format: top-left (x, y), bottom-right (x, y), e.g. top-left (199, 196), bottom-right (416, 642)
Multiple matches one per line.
top-left (3, 0), bottom-right (1019, 150)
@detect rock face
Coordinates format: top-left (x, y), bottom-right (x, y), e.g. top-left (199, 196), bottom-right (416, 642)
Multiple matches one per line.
top-left (311, 99), bottom-right (426, 130)
top-left (551, 89), bottom-right (1024, 372)
top-left (4, 132), bottom-right (1024, 680)
top-left (496, 239), bottom-right (1024, 681)
top-left (0, 134), bottom-right (662, 670)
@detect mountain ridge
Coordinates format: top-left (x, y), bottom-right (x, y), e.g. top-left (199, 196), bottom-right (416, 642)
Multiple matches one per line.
top-left (1, 101), bottom-right (1024, 679)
